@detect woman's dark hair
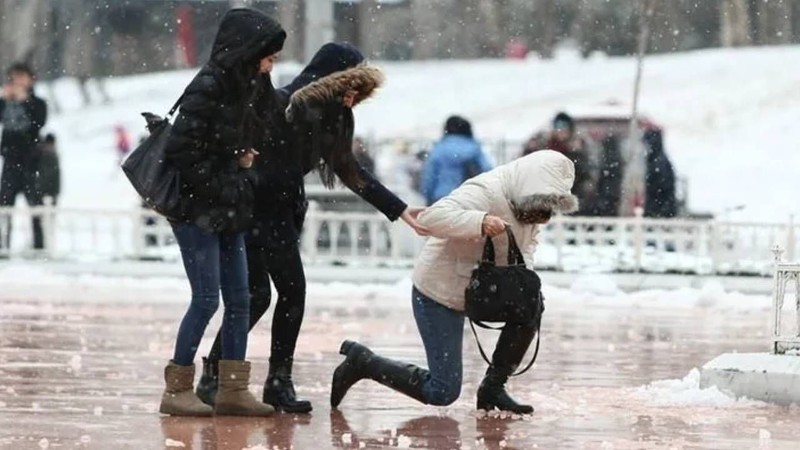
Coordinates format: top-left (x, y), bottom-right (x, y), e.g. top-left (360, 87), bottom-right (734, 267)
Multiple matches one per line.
top-left (552, 112), bottom-right (575, 132)
top-left (234, 64), bottom-right (280, 151)
top-left (7, 62), bottom-right (34, 78)
top-left (444, 115), bottom-right (473, 138)
top-left (294, 103), bottom-right (362, 189)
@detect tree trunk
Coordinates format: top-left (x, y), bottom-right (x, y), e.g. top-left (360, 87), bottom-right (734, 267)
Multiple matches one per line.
top-left (539, 0), bottom-right (559, 59)
top-left (0, 0), bottom-right (48, 70)
top-left (278, 0), bottom-right (304, 62)
top-left (721, 0), bottom-right (752, 46)
top-left (756, 0), bottom-right (792, 45)
top-left (358, 0), bottom-right (379, 57)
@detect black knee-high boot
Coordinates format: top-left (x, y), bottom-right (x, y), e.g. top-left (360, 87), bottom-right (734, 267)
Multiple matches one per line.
top-left (263, 357), bottom-right (313, 413)
top-left (330, 340), bottom-right (429, 408)
top-left (476, 323), bottom-right (538, 414)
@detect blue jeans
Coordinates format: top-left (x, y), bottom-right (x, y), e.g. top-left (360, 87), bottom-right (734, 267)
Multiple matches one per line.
top-left (171, 222), bottom-right (250, 365)
top-left (412, 286), bottom-right (465, 406)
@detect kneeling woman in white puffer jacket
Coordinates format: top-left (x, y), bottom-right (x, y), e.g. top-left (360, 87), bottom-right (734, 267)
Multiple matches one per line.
top-left (330, 150), bottom-right (578, 413)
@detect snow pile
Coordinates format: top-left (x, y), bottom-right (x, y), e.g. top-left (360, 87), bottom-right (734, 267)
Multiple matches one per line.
top-left (634, 368), bottom-right (766, 408)
top-left (0, 263), bottom-right (774, 314)
top-left (0, 264), bottom-right (188, 303)
top-left (555, 275), bottom-right (771, 310)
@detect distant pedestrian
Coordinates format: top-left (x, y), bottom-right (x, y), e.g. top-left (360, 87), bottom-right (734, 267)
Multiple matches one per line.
top-left (115, 125), bottom-right (132, 165)
top-left (522, 112), bottom-right (597, 214)
top-left (0, 62), bottom-right (48, 251)
top-left (643, 128), bottom-right (677, 218)
top-left (37, 133), bottom-right (61, 206)
top-left (421, 115), bottom-right (492, 205)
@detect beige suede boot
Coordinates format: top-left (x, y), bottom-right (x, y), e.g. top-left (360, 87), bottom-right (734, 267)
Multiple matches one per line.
top-left (159, 361), bottom-right (213, 416)
top-left (214, 360), bottom-right (275, 416)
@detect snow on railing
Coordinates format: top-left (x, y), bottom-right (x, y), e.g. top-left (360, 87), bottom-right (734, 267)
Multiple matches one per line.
top-left (0, 205), bottom-right (797, 277)
top-left (770, 246), bottom-right (800, 354)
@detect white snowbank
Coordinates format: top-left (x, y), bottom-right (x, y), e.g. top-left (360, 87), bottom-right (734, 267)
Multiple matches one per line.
top-left (634, 368), bottom-right (766, 408)
top-left (0, 264), bottom-right (772, 312)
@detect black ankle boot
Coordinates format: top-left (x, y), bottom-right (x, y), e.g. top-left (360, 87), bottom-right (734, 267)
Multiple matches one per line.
top-left (263, 359), bottom-right (313, 413)
top-left (476, 369), bottom-right (533, 414)
top-left (195, 357), bottom-right (219, 407)
top-left (331, 340), bottom-right (429, 408)
top-left (330, 341), bottom-right (373, 408)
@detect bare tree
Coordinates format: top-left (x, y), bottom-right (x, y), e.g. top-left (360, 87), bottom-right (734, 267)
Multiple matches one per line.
top-left (721, 0), bottom-right (753, 46)
top-left (358, 0), bottom-right (380, 57)
top-left (756, 0), bottom-right (793, 45)
top-left (279, 0), bottom-right (304, 61)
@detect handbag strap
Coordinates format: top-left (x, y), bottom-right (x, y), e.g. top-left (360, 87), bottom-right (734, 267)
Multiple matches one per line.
top-left (469, 319), bottom-right (540, 377)
top-left (504, 228), bottom-right (525, 265)
top-left (165, 93), bottom-right (185, 120)
top-left (482, 227), bottom-right (526, 266)
top-left (481, 235), bottom-right (496, 265)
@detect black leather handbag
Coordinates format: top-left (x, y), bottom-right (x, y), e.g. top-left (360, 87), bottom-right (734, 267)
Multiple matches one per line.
top-left (121, 96), bottom-right (183, 220)
top-left (465, 228), bottom-right (545, 375)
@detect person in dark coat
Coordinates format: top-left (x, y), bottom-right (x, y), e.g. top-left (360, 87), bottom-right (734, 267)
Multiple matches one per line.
top-left (159, 8), bottom-right (286, 418)
top-left (0, 62), bottom-right (48, 251)
top-left (643, 128), bottom-right (678, 218)
top-left (194, 42), bottom-right (428, 414)
top-left (37, 133), bottom-right (60, 205)
top-left (590, 134), bottom-right (623, 217)
top-left (522, 112), bottom-right (597, 215)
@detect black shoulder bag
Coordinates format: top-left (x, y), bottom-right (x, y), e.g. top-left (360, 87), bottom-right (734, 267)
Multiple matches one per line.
top-left (121, 95), bottom-right (184, 220)
top-left (465, 228), bottom-right (545, 376)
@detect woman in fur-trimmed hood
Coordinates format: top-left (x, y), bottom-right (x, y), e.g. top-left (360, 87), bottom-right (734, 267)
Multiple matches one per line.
top-left (194, 43), bottom-right (428, 415)
top-left (330, 150), bottom-right (577, 415)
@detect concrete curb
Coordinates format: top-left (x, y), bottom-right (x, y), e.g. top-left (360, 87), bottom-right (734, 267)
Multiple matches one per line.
top-left (700, 353), bottom-right (800, 406)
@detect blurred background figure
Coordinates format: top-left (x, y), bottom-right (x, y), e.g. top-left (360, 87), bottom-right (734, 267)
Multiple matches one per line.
top-left (421, 115), bottom-right (492, 206)
top-left (0, 62), bottom-right (48, 251)
top-left (37, 133), bottom-right (60, 206)
top-left (522, 112), bottom-right (596, 215)
top-left (115, 124), bottom-right (132, 166)
top-left (643, 127), bottom-right (677, 218)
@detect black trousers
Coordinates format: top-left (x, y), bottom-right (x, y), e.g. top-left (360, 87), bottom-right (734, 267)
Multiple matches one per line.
top-left (207, 242), bottom-right (306, 366)
top-left (0, 165), bottom-right (44, 250)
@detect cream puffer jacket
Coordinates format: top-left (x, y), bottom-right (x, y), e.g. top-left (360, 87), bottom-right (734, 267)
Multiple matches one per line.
top-left (412, 150), bottom-right (578, 311)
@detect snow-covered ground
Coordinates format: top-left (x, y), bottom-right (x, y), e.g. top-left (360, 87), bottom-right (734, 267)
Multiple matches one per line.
top-left (34, 45), bottom-right (800, 223)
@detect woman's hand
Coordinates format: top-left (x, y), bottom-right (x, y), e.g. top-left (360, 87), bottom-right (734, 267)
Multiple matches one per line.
top-left (482, 215), bottom-right (507, 237)
top-left (238, 149), bottom-right (259, 169)
top-left (400, 206), bottom-right (430, 236)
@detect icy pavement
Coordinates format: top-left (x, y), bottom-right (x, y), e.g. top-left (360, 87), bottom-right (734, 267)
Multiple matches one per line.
top-left (1, 280), bottom-right (799, 449)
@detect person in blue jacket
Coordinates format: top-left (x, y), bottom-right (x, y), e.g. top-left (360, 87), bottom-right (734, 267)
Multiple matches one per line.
top-left (421, 116), bottom-right (492, 205)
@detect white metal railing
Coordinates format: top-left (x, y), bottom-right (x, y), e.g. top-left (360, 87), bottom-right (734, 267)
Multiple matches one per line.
top-left (0, 205), bottom-right (797, 277)
top-left (770, 246), bottom-right (800, 354)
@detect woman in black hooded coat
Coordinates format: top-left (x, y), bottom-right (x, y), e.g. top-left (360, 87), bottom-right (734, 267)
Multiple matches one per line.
top-left (195, 43), bottom-right (428, 413)
top-left (159, 8), bottom-right (286, 417)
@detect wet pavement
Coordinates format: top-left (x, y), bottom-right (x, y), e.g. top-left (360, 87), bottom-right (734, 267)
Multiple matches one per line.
top-left (2, 284), bottom-right (800, 449)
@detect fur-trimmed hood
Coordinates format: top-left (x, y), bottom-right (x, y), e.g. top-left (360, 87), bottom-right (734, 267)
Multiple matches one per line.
top-left (499, 150), bottom-right (579, 214)
top-left (285, 65), bottom-right (384, 122)
top-left (281, 42), bottom-right (364, 96)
